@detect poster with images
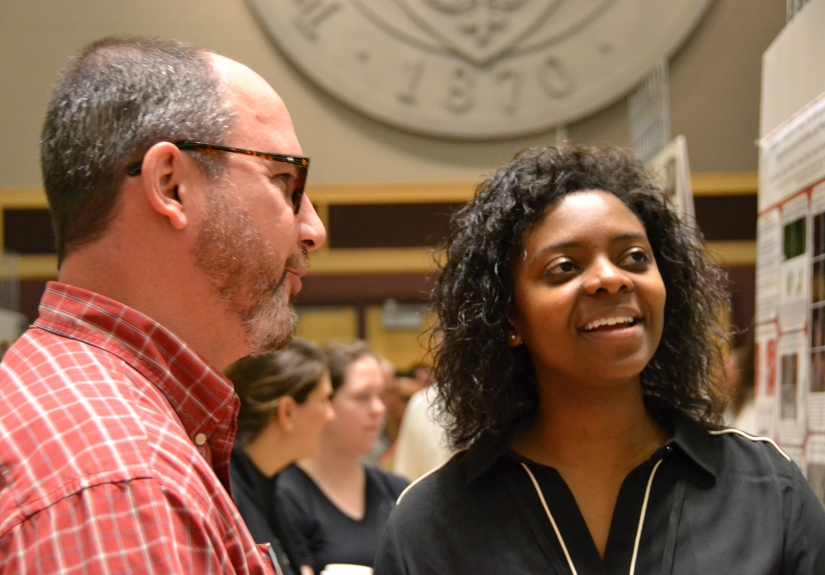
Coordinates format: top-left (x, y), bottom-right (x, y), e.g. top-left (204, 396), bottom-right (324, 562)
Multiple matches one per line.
top-left (648, 135), bottom-right (695, 224)
top-left (758, 91), bottom-right (825, 481)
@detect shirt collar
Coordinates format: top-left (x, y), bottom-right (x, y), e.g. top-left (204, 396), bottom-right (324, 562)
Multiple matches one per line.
top-left (665, 409), bottom-right (721, 477)
top-left (461, 407), bottom-right (721, 485)
top-left (35, 281), bottom-right (239, 487)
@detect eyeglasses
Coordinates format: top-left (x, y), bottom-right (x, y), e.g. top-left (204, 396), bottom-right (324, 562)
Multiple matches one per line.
top-left (126, 141), bottom-right (310, 214)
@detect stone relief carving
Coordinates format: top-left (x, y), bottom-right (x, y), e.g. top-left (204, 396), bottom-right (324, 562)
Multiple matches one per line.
top-left (248, 0), bottom-right (713, 140)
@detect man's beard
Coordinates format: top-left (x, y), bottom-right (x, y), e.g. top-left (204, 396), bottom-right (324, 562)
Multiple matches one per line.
top-left (192, 187), bottom-right (306, 357)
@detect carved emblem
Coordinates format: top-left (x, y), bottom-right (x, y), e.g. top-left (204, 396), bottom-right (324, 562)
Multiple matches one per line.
top-left (394, 0), bottom-right (561, 65)
top-left (248, 0), bottom-right (713, 140)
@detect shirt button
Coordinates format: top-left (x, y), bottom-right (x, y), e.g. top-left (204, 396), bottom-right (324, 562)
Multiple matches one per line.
top-left (194, 433), bottom-right (208, 446)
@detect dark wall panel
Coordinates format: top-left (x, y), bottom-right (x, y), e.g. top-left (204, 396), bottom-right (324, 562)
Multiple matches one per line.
top-left (298, 273), bottom-right (432, 305)
top-left (4, 209), bottom-right (55, 254)
top-left (328, 204), bottom-right (461, 249)
top-left (727, 265), bottom-right (756, 348)
top-left (693, 195), bottom-right (757, 241)
top-left (327, 196), bottom-right (759, 248)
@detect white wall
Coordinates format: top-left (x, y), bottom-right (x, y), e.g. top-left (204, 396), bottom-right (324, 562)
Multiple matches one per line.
top-left (760, 0), bottom-right (825, 138)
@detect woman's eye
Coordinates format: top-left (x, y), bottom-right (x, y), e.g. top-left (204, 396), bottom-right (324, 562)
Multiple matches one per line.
top-left (621, 249), bottom-right (650, 266)
top-left (546, 260), bottom-right (577, 276)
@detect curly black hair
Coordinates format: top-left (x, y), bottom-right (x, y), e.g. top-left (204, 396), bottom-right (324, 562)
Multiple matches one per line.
top-left (431, 143), bottom-right (729, 449)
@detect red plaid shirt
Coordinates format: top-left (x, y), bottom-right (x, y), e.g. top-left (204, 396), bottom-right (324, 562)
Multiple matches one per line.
top-left (0, 282), bottom-right (276, 574)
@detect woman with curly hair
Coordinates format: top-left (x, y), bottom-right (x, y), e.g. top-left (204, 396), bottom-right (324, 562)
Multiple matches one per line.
top-left (374, 143), bottom-right (825, 575)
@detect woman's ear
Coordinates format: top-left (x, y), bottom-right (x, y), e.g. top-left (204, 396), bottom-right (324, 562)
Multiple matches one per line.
top-left (276, 396), bottom-right (297, 433)
top-left (506, 310), bottom-right (523, 348)
top-left (507, 331), bottom-right (523, 347)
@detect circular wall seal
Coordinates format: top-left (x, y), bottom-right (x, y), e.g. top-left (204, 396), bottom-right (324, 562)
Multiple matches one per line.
top-left (248, 0), bottom-right (713, 140)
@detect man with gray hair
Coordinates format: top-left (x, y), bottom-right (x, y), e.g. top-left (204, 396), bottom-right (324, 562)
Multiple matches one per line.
top-left (0, 36), bottom-right (325, 574)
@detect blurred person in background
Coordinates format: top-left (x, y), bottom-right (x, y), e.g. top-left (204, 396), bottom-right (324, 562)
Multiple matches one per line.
top-left (721, 328), bottom-right (757, 434)
top-left (409, 363), bottom-right (435, 389)
top-left (362, 354), bottom-right (396, 468)
top-left (369, 370), bottom-right (426, 472)
top-left (387, 371), bottom-right (426, 444)
top-left (279, 341), bottom-right (409, 574)
top-left (393, 383), bottom-right (452, 482)
top-left (227, 338), bottom-right (335, 575)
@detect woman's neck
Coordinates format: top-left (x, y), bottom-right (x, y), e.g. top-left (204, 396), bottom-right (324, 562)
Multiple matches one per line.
top-left (508, 381), bottom-right (669, 560)
top-left (243, 429), bottom-right (294, 478)
top-left (509, 380), bottom-right (667, 474)
top-left (299, 440), bottom-right (363, 484)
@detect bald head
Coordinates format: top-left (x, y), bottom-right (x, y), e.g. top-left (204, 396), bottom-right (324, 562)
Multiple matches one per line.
top-left (41, 36), bottom-right (235, 265)
top-left (208, 53), bottom-right (303, 158)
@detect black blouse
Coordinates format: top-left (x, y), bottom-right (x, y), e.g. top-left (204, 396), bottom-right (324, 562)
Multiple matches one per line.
top-left (230, 445), bottom-right (302, 575)
top-left (374, 413), bottom-right (825, 575)
top-left (278, 464), bottom-right (409, 574)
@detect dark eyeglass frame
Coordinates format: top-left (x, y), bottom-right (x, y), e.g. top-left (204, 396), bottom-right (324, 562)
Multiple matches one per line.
top-left (125, 140), bottom-right (310, 214)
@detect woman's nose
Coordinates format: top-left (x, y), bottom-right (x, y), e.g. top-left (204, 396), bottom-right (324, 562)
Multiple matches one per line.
top-left (373, 396), bottom-right (387, 418)
top-left (324, 402), bottom-right (336, 423)
top-left (582, 258), bottom-right (632, 295)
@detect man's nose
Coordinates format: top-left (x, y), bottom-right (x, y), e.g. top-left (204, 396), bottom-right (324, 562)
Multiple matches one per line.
top-left (298, 195), bottom-right (327, 251)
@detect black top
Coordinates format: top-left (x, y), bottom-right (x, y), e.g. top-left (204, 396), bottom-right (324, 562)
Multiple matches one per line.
top-left (278, 463), bottom-right (409, 574)
top-left (230, 444), bottom-right (302, 575)
top-left (374, 412), bottom-right (825, 575)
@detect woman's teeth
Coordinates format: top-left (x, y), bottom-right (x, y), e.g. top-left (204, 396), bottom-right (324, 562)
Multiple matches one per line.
top-left (583, 316), bottom-right (635, 331)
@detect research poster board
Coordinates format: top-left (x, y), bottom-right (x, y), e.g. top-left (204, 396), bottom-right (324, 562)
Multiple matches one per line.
top-left (757, 91), bottom-right (825, 502)
top-left (648, 135), bottom-right (695, 224)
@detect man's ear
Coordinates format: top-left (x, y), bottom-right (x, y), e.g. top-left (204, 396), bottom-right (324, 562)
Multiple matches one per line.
top-left (276, 396), bottom-right (297, 433)
top-left (139, 142), bottom-right (191, 230)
